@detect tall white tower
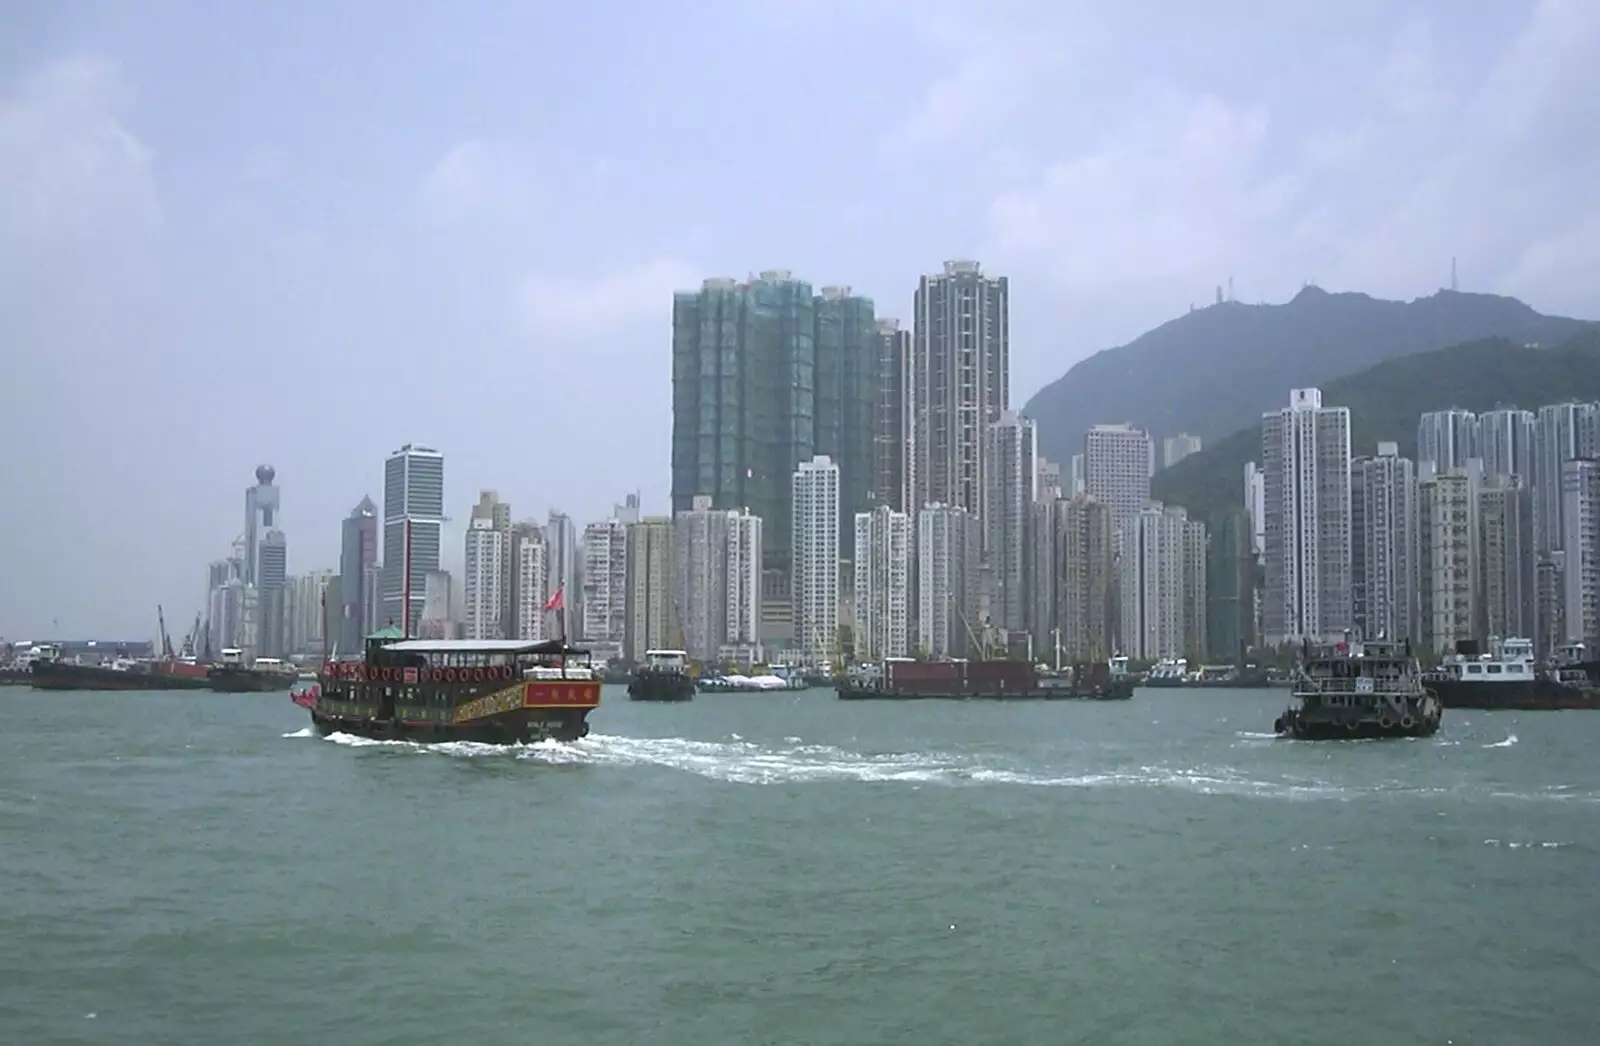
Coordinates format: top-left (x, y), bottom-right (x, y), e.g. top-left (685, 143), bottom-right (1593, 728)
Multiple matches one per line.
top-left (791, 455), bottom-right (841, 664)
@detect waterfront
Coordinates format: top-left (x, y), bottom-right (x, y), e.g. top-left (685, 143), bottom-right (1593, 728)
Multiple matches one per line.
top-left (2, 686), bottom-right (1596, 1045)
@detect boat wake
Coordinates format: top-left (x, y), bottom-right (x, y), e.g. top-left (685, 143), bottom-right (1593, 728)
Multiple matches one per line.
top-left (294, 729), bottom-right (1357, 798)
top-left (1484, 733), bottom-right (1519, 748)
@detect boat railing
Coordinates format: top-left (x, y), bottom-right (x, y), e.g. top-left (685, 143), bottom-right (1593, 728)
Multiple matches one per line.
top-left (1294, 674), bottom-right (1415, 694)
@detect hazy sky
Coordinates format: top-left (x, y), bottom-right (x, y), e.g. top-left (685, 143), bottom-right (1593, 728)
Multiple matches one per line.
top-left (3, 0), bottom-right (1598, 638)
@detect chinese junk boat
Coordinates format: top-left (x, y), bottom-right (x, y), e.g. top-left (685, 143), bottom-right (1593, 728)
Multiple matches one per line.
top-left (1275, 637), bottom-right (1441, 740)
top-left (306, 633), bottom-right (600, 744)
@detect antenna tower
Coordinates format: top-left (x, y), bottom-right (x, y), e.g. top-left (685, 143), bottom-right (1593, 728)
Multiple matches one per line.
top-left (1450, 256), bottom-right (1459, 292)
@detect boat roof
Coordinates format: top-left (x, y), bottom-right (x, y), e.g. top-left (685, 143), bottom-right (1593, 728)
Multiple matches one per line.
top-left (381, 638), bottom-right (590, 655)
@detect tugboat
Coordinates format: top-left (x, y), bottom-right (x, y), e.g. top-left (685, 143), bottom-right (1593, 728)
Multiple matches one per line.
top-left (304, 630), bottom-right (600, 743)
top-left (628, 649), bottom-right (696, 701)
top-left (1426, 638), bottom-right (1600, 710)
top-left (1274, 636), bottom-right (1441, 739)
top-left (207, 648), bottom-right (297, 692)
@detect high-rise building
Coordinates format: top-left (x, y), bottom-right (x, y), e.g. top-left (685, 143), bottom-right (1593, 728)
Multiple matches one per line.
top-left (1243, 462), bottom-right (1266, 559)
top-left (1068, 454), bottom-right (1085, 498)
top-left (581, 518), bottom-right (628, 656)
top-left (463, 497), bottom-right (506, 641)
top-left (338, 496), bottom-right (379, 653)
top-left (813, 286), bottom-right (878, 557)
top-left (380, 443), bottom-right (445, 635)
top-left (984, 411), bottom-right (1036, 635)
top-left (1534, 402), bottom-right (1600, 554)
top-left (791, 455), bottom-right (840, 664)
top-left (1036, 458), bottom-right (1063, 503)
top-left (243, 465), bottom-right (280, 587)
top-left (1478, 475), bottom-right (1535, 644)
top-left (873, 319), bottom-right (914, 514)
top-left (1029, 494), bottom-right (1115, 661)
top-left (1419, 470), bottom-right (1477, 653)
top-left (1478, 407), bottom-right (1536, 484)
top-left (418, 570), bottom-right (453, 639)
top-left (1083, 424), bottom-right (1153, 541)
top-left (912, 260), bottom-right (1009, 521)
top-left (1352, 443), bottom-right (1418, 642)
top-left (1560, 458), bottom-right (1600, 644)
top-left (673, 495), bottom-right (763, 663)
top-left (257, 529), bottom-right (288, 658)
top-left (1261, 388), bottom-right (1352, 644)
top-left (1161, 433), bottom-right (1203, 469)
top-left (545, 511), bottom-right (582, 638)
top-left (510, 522), bottom-right (549, 642)
top-left (852, 506), bottom-right (911, 661)
top-left (625, 517), bottom-right (676, 663)
top-left (283, 569), bottom-right (333, 656)
top-left (671, 273), bottom-right (815, 634)
top-left (1122, 504), bottom-right (1206, 660)
top-left (1417, 409), bottom-right (1480, 474)
top-left (916, 503), bottom-right (981, 659)
top-left (1205, 507), bottom-right (1254, 660)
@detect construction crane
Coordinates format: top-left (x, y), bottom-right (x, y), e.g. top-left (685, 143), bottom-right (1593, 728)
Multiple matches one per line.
top-left (157, 605), bottom-right (175, 659)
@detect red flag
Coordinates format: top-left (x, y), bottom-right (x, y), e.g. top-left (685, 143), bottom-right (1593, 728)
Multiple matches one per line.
top-left (542, 585), bottom-right (564, 612)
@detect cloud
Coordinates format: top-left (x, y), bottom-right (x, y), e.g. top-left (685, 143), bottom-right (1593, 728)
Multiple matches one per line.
top-left (516, 257), bottom-right (701, 337)
top-left (881, 19), bottom-right (1055, 152)
top-left (0, 56), bottom-right (160, 250)
top-left (421, 139), bottom-right (540, 222)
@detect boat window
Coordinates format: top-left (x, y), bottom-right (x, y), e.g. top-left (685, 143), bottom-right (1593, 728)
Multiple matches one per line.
top-left (1466, 665), bottom-right (1482, 674)
top-left (1486, 664), bottom-right (1502, 674)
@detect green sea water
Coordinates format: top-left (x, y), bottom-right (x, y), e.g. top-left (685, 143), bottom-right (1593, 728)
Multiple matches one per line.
top-left (1, 686), bottom-right (1596, 1045)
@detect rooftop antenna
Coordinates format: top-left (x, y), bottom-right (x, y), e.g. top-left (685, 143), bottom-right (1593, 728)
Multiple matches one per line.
top-left (1450, 256), bottom-right (1459, 292)
top-left (1228, 275), bottom-right (1235, 302)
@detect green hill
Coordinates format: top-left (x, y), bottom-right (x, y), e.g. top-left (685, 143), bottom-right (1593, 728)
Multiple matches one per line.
top-left (1023, 287), bottom-right (1594, 466)
top-left (1151, 332), bottom-right (1600, 523)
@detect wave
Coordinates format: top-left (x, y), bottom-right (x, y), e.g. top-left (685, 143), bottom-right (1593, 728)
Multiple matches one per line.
top-left (1484, 733), bottom-right (1519, 748)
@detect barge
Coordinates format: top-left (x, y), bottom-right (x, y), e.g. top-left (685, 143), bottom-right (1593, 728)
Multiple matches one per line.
top-left (207, 648), bottom-right (296, 693)
top-left (1426, 638), bottom-right (1600, 710)
top-left (837, 656), bottom-right (1133, 701)
top-left (1275, 636), bottom-right (1441, 740)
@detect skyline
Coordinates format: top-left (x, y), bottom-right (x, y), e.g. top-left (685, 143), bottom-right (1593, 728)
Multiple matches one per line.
top-left (4, 1), bottom-right (1599, 637)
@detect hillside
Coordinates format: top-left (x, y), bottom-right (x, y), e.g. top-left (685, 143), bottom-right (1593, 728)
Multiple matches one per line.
top-left (1150, 331), bottom-right (1600, 523)
top-left (1023, 287), bottom-right (1595, 465)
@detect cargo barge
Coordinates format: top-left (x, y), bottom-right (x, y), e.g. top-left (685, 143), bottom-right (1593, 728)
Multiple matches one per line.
top-left (1425, 638), bottom-right (1600, 710)
top-left (207, 648), bottom-right (296, 693)
top-left (837, 656), bottom-right (1133, 701)
top-left (1275, 636), bottom-right (1441, 740)
top-left (30, 654), bottom-right (212, 691)
top-left (304, 633), bottom-right (600, 744)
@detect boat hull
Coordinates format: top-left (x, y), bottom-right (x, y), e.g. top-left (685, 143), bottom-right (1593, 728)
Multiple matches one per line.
top-left (1275, 712), bottom-right (1441, 740)
top-left (628, 672), bottom-right (695, 701)
top-left (29, 661), bottom-right (212, 691)
top-left (208, 666), bottom-right (295, 693)
top-left (309, 707), bottom-right (590, 744)
top-left (838, 680), bottom-right (1134, 701)
top-left (1142, 677), bottom-right (1270, 689)
top-left (1428, 677), bottom-right (1600, 710)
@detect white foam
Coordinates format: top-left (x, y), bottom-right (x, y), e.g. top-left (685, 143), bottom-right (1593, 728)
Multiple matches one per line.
top-left (1484, 733), bottom-right (1519, 748)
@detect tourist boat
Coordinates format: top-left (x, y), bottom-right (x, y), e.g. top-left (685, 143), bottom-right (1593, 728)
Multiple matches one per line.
top-left (1274, 636), bottom-right (1441, 739)
top-left (207, 648), bottom-right (296, 693)
top-left (1425, 638), bottom-right (1600, 710)
top-left (627, 649), bottom-right (696, 702)
top-left (305, 632), bottom-right (600, 744)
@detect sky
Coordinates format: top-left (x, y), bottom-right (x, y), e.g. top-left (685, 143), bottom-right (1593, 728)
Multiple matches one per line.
top-left (3, 0), bottom-right (1598, 639)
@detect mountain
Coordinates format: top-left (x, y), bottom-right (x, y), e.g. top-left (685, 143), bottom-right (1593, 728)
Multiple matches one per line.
top-left (1023, 287), bottom-right (1595, 466)
top-left (1150, 331), bottom-right (1600, 523)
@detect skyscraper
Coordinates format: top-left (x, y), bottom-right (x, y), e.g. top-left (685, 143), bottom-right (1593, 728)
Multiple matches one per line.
top-left (791, 455), bottom-right (840, 663)
top-left (381, 443), bottom-right (445, 635)
top-left (1352, 443), bottom-right (1418, 642)
top-left (853, 505), bottom-right (911, 661)
top-left (510, 522), bottom-right (549, 642)
top-left (1123, 504), bottom-right (1205, 660)
top-left (243, 465), bottom-right (280, 587)
top-left (1416, 408), bottom-right (1480, 473)
top-left (545, 511), bottom-right (582, 636)
top-left (873, 319), bottom-right (914, 514)
top-left (581, 518), bottom-right (628, 655)
top-left (671, 272), bottom-right (816, 648)
top-left (1560, 458), bottom-right (1600, 644)
top-left (984, 411), bottom-right (1037, 635)
top-left (673, 496), bottom-right (763, 662)
top-left (912, 260), bottom-right (1009, 521)
top-left (463, 497), bottom-right (506, 641)
top-left (1478, 407), bottom-right (1536, 483)
top-left (1261, 388), bottom-right (1352, 644)
top-left (1083, 424), bottom-right (1153, 541)
top-left (1420, 471), bottom-right (1477, 653)
top-left (624, 517), bottom-right (676, 662)
top-left (916, 503), bottom-right (981, 658)
top-left (1534, 402), bottom-right (1600, 554)
top-left (338, 496), bottom-right (379, 653)
top-left (257, 529), bottom-right (288, 658)
top-left (813, 286), bottom-right (878, 557)
top-left (1478, 475), bottom-right (1535, 644)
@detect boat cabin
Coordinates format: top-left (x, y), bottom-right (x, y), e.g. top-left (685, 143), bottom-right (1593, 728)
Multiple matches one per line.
top-left (369, 637), bottom-right (595, 680)
top-left (1437, 637), bottom-right (1535, 682)
top-left (218, 647), bottom-right (247, 667)
top-left (641, 649), bottom-right (689, 674)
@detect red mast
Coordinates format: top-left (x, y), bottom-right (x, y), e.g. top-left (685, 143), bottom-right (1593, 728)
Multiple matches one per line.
top-left (401, 517), bottom-right (413, 639)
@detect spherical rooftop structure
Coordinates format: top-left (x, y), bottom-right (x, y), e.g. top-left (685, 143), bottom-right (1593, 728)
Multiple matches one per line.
top-left (255, 464), bottom-right (276, 486)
